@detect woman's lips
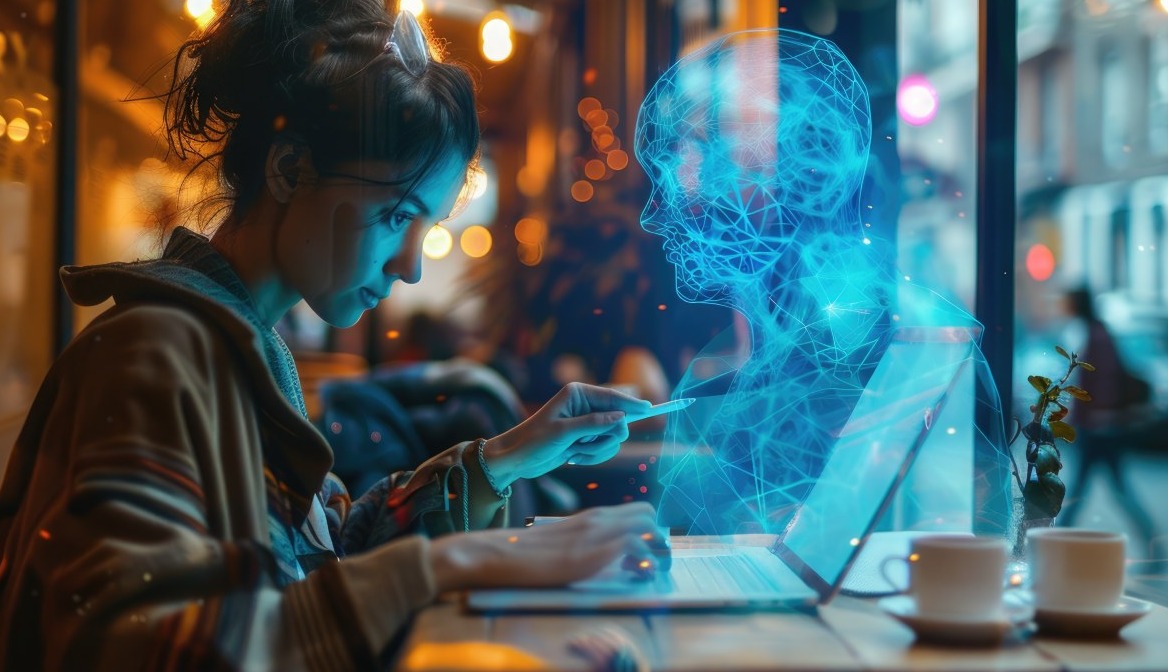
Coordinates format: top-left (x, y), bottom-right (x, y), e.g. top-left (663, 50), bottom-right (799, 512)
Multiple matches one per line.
top-left (360, 287), bottom-right (380, 309)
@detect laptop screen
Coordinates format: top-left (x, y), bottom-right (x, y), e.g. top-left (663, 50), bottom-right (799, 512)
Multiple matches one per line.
top-left (774, 326), bottom-right (976, 598)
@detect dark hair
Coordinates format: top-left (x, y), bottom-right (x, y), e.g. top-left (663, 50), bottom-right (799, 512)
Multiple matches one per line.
top-left (165, 0), bottom-right (480, 229)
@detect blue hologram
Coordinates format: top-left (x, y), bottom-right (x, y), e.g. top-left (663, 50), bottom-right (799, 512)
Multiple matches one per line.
top-left (635, 29), bottom-right (1013, 536)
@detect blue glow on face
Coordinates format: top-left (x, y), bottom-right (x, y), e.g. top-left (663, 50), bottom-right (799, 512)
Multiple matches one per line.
top-left (636, 29), bottom-right (1011, 536)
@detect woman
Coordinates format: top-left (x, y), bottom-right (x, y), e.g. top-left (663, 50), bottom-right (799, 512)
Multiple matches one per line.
top-left (0, 2), bottom-right (665, 669)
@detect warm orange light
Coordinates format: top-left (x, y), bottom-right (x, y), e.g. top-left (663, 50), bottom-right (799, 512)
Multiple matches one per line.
top-left (386, 330), bottom-right (400, 339)
top-left (514, 217), bottom-right (547, 245)
top-left (185, 0), bottom-right (216, 28)
top-left (584, 159), bottom-right (606, 181)
top-left (570, 180), bottom-right (594, 202)
top-left (638, 560), bottom-right (652, 569)
top-left (481, 13), bottom-right (513, 63)
top-left (6, 117), bottom-right (29, 143)
top-left (586, 482), bottom-right (599, 490)
top-left (577, 97), bottom-right (601, 118)
top-left (517, 242), bottom-right (543, 266)
top-left (459, 225), bottom-right (492, 258)
top-left (592, 126), bottom-right (615, 151)
top-left (584, 108), bottom-right (608, 129)
top-left (401, 642), bottom-right (548, 672)
top-left (657, 304), bottom-right (666, 311)
top-left (606, 149), bottom-right (629, 170)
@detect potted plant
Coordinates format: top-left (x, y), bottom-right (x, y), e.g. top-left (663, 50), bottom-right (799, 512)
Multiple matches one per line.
top-left (1006, 346), bottom-right (1092, 555)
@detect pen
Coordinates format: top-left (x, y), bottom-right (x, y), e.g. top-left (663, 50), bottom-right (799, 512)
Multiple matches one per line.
top-left (624, 397), bottom-right (696, 423)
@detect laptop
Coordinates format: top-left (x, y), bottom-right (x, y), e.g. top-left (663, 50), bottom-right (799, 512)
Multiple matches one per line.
top-left (465, 326), bottom-right (977, 613)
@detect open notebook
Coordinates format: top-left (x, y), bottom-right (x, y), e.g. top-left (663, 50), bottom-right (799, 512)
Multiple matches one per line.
top-left (465, 326), bottom-right (977, 613)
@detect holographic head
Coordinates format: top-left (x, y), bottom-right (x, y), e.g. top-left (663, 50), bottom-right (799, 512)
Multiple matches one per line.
top-left (635, 29), bottom-right (872, 306)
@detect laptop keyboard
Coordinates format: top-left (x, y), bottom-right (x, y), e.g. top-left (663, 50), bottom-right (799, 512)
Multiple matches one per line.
top-left (669, 549), bottom-right (792, 596)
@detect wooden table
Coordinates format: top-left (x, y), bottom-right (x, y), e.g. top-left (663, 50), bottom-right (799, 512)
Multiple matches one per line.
top-left (393, 537), bottom-right (1168, 671)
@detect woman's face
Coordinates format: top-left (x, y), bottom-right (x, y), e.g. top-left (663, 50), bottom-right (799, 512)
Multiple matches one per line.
top-left (276, 157), bottom-right (467, 328)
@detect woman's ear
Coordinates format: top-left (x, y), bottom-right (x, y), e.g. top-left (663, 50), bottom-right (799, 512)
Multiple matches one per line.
top-left (265, 141), bottom-right (315, 203)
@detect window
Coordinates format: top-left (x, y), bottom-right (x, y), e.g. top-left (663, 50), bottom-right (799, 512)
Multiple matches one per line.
top-left (1149, 34), bottom-right (1168, 155)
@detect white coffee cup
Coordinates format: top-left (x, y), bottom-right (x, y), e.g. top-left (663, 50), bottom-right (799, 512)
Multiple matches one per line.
top-left (1026, 528), bottom-right (1126, 612)
top-left (881, 535), bottom-right (1008, 620)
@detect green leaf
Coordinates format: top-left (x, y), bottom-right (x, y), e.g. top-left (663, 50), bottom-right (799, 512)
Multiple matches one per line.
top-left (1050, 420), bottom-right (1076, 443)
top-left (1029, 375), bottom-right (1052, 393)
top-left (1035, 445), bottom-right (1062, 475)
top-left (1046, 385), bottom-right (1062, 402)
top-left (1078, 361), bottom-right (1096, 372)
top-left (1039, 472), bottom-right (1066, 517)
top-left (1055, 345), bottom-right (1070, 360)
top-left (1048, 404), bottom-right (1069, 422)
top-left (1064, 385), bottom-right (1092, 402)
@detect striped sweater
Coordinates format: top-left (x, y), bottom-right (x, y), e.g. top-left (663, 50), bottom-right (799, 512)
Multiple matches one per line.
top-left (0, 228), bottom-right (507, 670)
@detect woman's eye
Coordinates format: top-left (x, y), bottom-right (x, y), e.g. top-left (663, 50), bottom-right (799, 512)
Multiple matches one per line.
top-left (380, 210), bottom-right (416, 231)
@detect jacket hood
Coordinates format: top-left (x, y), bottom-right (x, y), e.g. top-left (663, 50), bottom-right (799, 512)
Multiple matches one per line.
top-left (58, 232), bottom-right (334, 510)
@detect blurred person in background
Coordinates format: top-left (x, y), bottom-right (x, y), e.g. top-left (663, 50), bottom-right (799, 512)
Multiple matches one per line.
top-left (1058, 287), bottom-right (1156, 552)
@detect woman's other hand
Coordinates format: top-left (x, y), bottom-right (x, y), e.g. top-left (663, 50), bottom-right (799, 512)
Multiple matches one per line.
top-left (482, 382), bottom-right (652, 487)
top-left (429, 502), bottom-right (670, 591)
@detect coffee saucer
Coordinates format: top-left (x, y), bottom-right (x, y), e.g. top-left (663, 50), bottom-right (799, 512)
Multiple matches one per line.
top-left (878, 593), bottom-right (1035, 647)
top-left (1032, 595), bottom-right (1152, 639)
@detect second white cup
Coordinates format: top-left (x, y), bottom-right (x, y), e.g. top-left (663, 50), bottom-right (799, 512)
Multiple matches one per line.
top-left (1026, 528), bottom-right (1126, 612)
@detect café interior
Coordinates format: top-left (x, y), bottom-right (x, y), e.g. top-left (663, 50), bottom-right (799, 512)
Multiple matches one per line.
top-left (2, 0), bottom-right (1168, 669)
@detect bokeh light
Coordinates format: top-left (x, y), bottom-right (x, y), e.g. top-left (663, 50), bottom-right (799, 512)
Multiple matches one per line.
top-left (607, 149), bottom-right (629, 170)
top-left (584, 159), bottom-right (606, 180)
top-left (460, 225), bottom-right (493, 258)
top-left (897, 74), bottom-right (938, 126)
top-left (513, 217), bottom-right (547, 245)
top-left (400, 0), bottom-right (424, 16)
top-left (517, 242), bottom-right (543, 266)
top-left (422, 224), bottom-right (453, 259)
top-left (577, 97), bottom-right (601, 118)
top-left (481, 14), bottom-right (513, 63)
top-left (6, 117), bottom-right (29, 143)
top-left (1026, 243), bottom-right (1056, 282)
top-left (185, 0), bottom-right (216, 28)
top-left (570, 180), bottom-right (594, 202)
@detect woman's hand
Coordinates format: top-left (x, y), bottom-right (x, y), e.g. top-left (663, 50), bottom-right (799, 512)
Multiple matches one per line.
top-left (429, 502), bottom-right (670, 591)
top-left (482, 382), bottom-right (652, 488)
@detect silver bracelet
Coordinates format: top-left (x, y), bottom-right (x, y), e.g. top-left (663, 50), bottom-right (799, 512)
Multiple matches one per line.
top-left (476, 438), bottom-right (513, 499)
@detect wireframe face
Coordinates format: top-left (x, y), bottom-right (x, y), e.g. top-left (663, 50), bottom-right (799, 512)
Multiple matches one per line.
top-left (635, 29), bottom-right (873, 307)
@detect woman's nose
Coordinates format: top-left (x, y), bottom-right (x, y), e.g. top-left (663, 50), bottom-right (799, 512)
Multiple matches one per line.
top-left (391, 251), bottom-right (422, 285)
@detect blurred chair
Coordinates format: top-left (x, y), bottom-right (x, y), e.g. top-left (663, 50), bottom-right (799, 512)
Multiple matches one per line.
top-left (317, 358), bottom-right (578, 522)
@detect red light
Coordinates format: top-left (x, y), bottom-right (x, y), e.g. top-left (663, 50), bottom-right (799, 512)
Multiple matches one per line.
top-left (1026, 244), bottom-right (1055, 282)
